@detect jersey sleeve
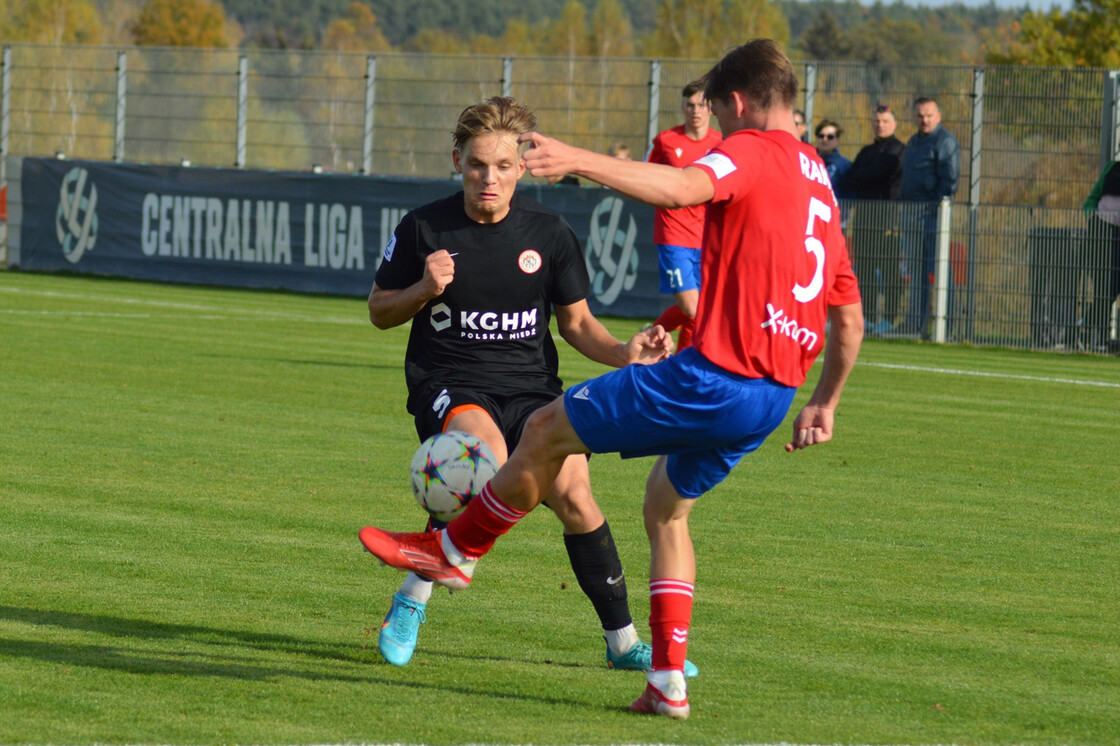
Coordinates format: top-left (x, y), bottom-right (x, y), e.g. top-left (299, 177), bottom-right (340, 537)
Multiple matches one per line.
top-left (373, 211), bottom-right (422, 290)
top-left (691, 135), bottom-right (761, 206)
top-left (548, 217), bottom-right (590, 306)
top-left (646, 134), bottom-right (666, 165)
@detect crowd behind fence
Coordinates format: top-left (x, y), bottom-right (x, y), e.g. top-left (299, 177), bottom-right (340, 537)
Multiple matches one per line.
top-left (1, 43), bottom-right (1118, 353)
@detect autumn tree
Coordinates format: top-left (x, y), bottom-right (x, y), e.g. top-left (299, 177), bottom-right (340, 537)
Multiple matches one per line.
top-left (796, 9), bottom-right (849, 61)
top-left (590, 0), bottom-right (634, 58)
top-left (644, 0), bottom-right (789, 60)
top-left (323, 2), bottom-right (392, 52)
top-left (130, 0), bottom-right (241, 48)
top-left (984, 0), bottom-right (1120, 67)
top-left (544, 0), bottom-right (592, 57)
top-left (4, 0), bottom-right (105, 44)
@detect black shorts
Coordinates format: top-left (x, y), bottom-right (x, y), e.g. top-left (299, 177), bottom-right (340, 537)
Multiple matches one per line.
top-left (411, 383), bottom-right (561, 449)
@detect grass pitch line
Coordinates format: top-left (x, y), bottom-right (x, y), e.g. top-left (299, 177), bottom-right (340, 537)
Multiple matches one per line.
top-left (861, 360), bottom-right (1120, 388)
top-left (0, 285), bottom-right (366, 325)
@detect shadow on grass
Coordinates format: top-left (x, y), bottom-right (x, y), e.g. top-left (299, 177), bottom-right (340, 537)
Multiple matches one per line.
top-left (0, 606), bottom-right (619, 710)
top-left (200, 352), bottom-right (400, 371)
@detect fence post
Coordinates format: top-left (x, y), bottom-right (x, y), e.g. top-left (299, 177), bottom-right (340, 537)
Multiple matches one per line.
top-left (932, 197), bottom-right (953, 343)
top-left (964, 67), bottom-right (984, 340)
top-left (646, 59), bottom-right (661, 151)
top-left (235, 55), bottom-right (248, 169)
top-left (1100, 70), bottom-right (1120, 171)
top-left (114, 51), bottom-right (127, 163)
top-left (803, 64), bottom-right (816, 131)
top-left (501, 57), bottom-right (513, 99)
top-left (362, 56), bottom-right (376, 175)
top-left (1, 46), bottom-right (10, 187)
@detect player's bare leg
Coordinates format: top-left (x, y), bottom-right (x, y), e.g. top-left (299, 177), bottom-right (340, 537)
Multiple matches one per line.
top-left (544, 454), bottom-right (698, 676)
top-left (378, 408), bottom-right (511, 665)
top-left (629, 456), bottom-right (696, 718)
top-left (360, 397), bottom-right (585, 586)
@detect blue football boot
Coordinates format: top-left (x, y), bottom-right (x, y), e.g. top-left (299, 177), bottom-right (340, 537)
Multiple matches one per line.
top-left (606, 640), bottom-right (699, 678)
top-left (378, 592), bottom-right (427, 666)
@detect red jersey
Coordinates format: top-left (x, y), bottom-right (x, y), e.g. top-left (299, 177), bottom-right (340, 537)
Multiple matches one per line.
top-left (689, 129), bottom-right (860, 387)
top-left (647, 125), bottom-right (723, 248)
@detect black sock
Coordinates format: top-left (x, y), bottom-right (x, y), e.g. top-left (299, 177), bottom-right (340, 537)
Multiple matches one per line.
top-left (563, 521), bottom-right (632, 631)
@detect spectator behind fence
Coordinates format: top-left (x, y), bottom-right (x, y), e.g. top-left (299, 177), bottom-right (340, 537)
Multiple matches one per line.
top-left (794, 109), bottom-right (809, 142)
top-left (899, 96), bottom-right (959, 337)
top-left (607, 141), bottom-right (632, 160)
top-left (1082, 159), bottom-right (1120, 352)
top-left (844, 104), bottom-right (905, 335)
top-left (815, 119), bottom-right (851, 197)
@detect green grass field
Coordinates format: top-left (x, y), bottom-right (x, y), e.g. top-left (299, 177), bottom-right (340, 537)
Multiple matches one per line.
top-left (1, 270), bottom-right (1118, 745)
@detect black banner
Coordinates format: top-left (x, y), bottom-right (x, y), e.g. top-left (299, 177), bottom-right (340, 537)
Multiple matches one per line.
top-left (8, 157), bottom-right (667, 318)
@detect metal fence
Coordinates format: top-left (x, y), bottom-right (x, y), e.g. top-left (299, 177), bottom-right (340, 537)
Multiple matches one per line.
top-left (1, 42), bottom-right (1118, 352)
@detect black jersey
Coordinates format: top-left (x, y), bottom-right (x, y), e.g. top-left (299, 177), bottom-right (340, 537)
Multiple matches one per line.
top-left (374, 192), bottom-right (590, 412)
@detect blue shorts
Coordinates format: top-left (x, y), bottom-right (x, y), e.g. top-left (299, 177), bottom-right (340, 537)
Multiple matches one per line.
top-left (657, 244), bottom-right (702, 294)
top-left (563, 348), bottom-right (796, 498)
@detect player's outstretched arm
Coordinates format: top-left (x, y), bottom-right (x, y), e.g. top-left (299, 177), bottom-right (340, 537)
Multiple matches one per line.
top-left (368, 250), bottom-right (455, 329)
top-left (519, 132), bottom-right (714, 209)
top-left (555, 300), bottom-right (672, 368)
top-left (786, 302), bottom-right (863, 452)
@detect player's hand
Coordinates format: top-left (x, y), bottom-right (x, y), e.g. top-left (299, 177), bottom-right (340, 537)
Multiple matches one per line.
top-left (421, 250), bottom-right (456, 298)
top-left (624, 324), bottom-right (674, 365)
top-left (785, 404), bottom-right (835, 452)
top-left (520, 132), bottom-right (580, 180)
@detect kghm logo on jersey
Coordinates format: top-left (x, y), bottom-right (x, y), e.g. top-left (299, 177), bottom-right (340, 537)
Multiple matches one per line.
top-left (429, 302), bottom-right (540, 341)
top-left (56, 167), bottom-right (99, 264)
top-left (518, 249), bottom-right (541, 274)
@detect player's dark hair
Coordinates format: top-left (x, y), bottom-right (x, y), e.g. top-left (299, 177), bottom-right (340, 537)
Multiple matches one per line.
top-left (453, 96), bottom-right (537, 151)
top-left (702, 39), bottom-right (798, 112)
top-left (913, 96), bottom-right (938, 110)
top-left (681, 79), bottom-right (706, 99)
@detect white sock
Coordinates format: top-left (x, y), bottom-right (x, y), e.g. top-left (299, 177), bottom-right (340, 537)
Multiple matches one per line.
top-left (400, 572), bottom-right (434, 604)
top-left (648, 669), bottom-right (687, 700)
top-left (604, 624), bottom-right (641, 656)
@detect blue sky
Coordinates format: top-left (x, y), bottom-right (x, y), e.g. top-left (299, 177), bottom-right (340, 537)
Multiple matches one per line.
top-left (911, 0), bottom-right (1073, 7)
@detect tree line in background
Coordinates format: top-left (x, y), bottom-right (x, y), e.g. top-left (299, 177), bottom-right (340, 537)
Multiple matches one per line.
top-left (0, 0), bottom-right (1116, 67)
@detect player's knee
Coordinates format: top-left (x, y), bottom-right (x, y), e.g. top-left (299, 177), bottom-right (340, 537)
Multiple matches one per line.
top-left (519, 401), bottom-right (565, 458)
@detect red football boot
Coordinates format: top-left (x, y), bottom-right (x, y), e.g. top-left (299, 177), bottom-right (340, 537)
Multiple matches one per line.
top-left (358, 526), bottom-right (475, 591)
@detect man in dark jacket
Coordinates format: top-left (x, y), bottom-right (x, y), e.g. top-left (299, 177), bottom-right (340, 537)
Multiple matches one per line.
top-left (899, 96), bottom-right (960, 337)
top-left (845, 105), bottom-right (905, 334)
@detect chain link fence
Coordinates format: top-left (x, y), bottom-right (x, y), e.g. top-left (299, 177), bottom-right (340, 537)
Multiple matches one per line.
top-left (1, 43), bottom-right (1118, 352)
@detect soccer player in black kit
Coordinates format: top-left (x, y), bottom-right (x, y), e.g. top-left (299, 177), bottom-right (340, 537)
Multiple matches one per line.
top-left (367, 96), bottom-right (697, 676)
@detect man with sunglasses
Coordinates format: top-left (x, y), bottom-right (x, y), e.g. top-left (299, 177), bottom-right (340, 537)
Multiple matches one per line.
top-left (814, 119), bottom-right (851, 197)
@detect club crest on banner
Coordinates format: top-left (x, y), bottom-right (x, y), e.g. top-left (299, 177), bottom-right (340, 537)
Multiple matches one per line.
top-left (56, 167), bottom-right (99, 264)
top-left (584, 195), bottom-right (638, 306)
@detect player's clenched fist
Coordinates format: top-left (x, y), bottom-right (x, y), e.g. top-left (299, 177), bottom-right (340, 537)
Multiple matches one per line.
top-left (421, 250), bottom-right (456, 298)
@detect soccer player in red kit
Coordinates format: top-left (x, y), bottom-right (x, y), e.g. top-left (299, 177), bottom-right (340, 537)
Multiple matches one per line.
top-left (647, 80), bottom-right (722, 352)
top-left (359, 39), bottom-right (864, 719)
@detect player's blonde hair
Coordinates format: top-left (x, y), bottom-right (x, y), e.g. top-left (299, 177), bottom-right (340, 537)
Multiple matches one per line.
top-left (452, 96), bottom-right (537, 151)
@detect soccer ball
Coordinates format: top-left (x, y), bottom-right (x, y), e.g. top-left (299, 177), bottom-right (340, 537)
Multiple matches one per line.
top-left (410, 430), bottom-right (499, 522)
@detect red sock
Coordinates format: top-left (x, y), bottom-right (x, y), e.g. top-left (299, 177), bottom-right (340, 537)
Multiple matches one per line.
top-left (654, 305), bottom-right (687, 333)
top-left (649, 579), bottom-right (694, 672)
top-left (446, 483), bottom-right (527, 558)
top-left (677, 317), bottom-right (694, 351)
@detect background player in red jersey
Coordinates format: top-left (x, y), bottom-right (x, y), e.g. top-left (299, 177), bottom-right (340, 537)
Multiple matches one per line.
top-left (367, 96), bottom-right (695, 676)
top-left (646, 80), bottom-right (722, 352)
top-left (360, 42), bottom-right (864, 718)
